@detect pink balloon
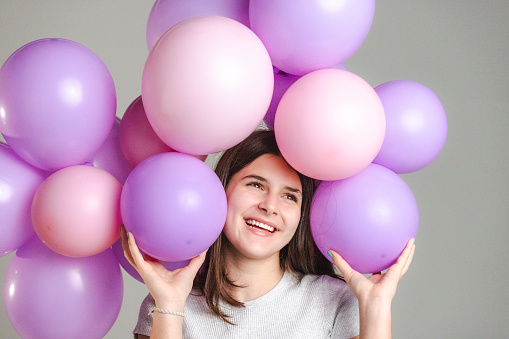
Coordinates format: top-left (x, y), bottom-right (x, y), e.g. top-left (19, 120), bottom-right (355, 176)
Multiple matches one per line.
top-left (275, 69), bottom-right (386, 180)
top-left (373, 80), bottom-right (448, 173)
top-left (0, 38), bottom-right (116, 171)
top-left (249, 0), bottom-right (375, 75)
top-left (4, 237), bottom-right (123, 338)
top-left (31, 165), bottom-right (122, 258)
top-left (146, 0), bottom-right (250, 51)
top-left (88, 117), bottom-right (132, 184)
top-left (0, 143), bottom-right (48, 256)
top-left (119, 96), bottom-right (174, 168)
top-left (142, 16), bottom-right (273, 155)
top-left (311, 164), bottom-right (419, 274)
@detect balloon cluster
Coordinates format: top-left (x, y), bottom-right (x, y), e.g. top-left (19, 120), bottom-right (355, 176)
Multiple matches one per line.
top-left (0, 0), bottom-right (447, 336)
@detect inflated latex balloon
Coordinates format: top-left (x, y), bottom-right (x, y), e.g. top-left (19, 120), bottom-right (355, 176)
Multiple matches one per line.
top-left (111, 238), bottom-right (190, 284)
top-left (88, 117), bottom-right (132, 184)
top-left (275, 69), bottom-right (385, 180)
top-left (146, 0), bottom-right (250, 50)
top-left (0, 38), bottom-right (117, 171)
top-left (373, 80), bottom-right (448, 173)
top-left (310, 164), bottom-right (419, 274)
top-left (142, 16), bottom-right (273, 155)
top-left (0, 143), bottom-right (48, 256)
top-left (121, 152), bottom-right (227, 262)
top-left (263, 68), bottom-right (301, 130)
top-left (31, 165), bottom-right (122, 257)
top-left (249, 0), bottom-right (375, 75)
top-left (3, 237), bottom-right (123, 339)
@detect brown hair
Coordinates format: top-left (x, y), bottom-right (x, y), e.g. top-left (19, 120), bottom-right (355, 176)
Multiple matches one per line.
top-left (193, 129), bottom-right (340, 323)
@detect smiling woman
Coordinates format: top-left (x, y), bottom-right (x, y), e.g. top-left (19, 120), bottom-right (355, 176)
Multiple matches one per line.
top-left (122, 129), bottom-right (415, 339)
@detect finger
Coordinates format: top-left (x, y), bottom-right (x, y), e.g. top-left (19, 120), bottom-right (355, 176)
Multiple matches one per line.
top-left (120, 225), bottom-right (136, 268)
top-left (328, 250), bottom-right (355, 282)
top-left (184, 249), bottom-right (208, 276)
top-left (388, 238), bottom-right (415, 277)
top-left (400, 243), bottom-right (416, 277)
top-left (126, 231), bottom-right (147, 270)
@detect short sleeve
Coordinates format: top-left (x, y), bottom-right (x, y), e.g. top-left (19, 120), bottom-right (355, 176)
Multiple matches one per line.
top-left (330, 284), bottom-right (359, 338)
top-left (133, 293), bottom-right (155, 338)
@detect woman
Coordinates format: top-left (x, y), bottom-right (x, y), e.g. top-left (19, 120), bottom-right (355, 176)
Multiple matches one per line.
top-left (122, 129), bottom-right (415, 338)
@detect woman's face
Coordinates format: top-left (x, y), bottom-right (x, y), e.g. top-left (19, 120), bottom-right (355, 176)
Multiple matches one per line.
top-left (223, 154), bottom-right (303, 262)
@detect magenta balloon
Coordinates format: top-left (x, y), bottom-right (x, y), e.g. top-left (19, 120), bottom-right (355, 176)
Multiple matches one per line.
top-left (249, 0), bottom-right (375, 75)
top-left (88, 117), bottom-right (132, 184)
top-left (0, 38), bottom-right (117, 171)
top-left (0, 143), bottom-right (48, 256)
top-left (310, 164), bottom-right (419, 274)
top-left (111, 238), bottom-right (190, 284)
top-left (373, 80), bottom-right (448, 173)
top-left (263, 68), bottom-right (301, 130)
top-left (3, 237), bottom-right (123, 339)
top-left (121, 152), bottom-right (227, 262)
top-left (147, 0), bottom-right (250, 50)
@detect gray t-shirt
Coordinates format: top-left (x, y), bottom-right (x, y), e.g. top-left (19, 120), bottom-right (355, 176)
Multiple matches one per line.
top-left (134, 271), bottom-right (359, 338)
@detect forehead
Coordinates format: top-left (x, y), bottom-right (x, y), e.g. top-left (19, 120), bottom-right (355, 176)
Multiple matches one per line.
top-left (233, 154), bottom-right (302, 189)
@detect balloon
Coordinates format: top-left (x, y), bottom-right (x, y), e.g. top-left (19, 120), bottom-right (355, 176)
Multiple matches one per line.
top-left (31, 165), bottom-right (122, 257)
top-left (310, 164), bottom-right (419, 274)
top-left (3, 237), bottom-right (123, 339)
top-left (0, 143), bottom-right (48, 256)
top-left (373, 80), bottom-right (448, 173)
top-left (263, 68), bottom-right (301, 130)
top-left (111, 238), bottom-right (190, 284)
top-left (146, 0), bottom-right (250, 51)
top-left (121, 152), bottom-right (227, 262)
top-left (249, 0), bottom-right (375, 75)
top-left (142, 16), bottom-right (273, 155)
top-left (0, 38), bottom-right (117, 171)
top-left (275, 69), bottom-right (386, 180)
top-left (88, 117), bottom-right (132, 184)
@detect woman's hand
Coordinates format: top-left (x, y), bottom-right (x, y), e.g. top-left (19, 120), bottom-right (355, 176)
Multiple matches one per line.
top-left (329, 238), bottom-right (415, 304)
top-left (120, 225), bottom-right (206, 310)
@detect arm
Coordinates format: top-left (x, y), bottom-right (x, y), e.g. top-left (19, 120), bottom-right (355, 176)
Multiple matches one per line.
top-left (329, 238), bottom-right (415, 339)
top-left (121, 226), bottom-right (206, 339)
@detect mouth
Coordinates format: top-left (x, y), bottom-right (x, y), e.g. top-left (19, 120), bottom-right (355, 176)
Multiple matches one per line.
top-left (245, 219), bottom-right (276, 233)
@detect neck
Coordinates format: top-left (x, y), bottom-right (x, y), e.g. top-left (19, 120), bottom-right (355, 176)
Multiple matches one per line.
top-left (223, 244), bottom-right (285, 303)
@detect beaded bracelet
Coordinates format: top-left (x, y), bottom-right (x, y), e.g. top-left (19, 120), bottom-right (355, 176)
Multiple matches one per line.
top-left (149, 307), bottom-right (185, 317)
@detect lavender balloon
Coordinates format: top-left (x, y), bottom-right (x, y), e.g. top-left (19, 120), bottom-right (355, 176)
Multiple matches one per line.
top-left (249, 0), bottom-right (375, 75)
top-left (146, 0), bottom-right (250, 51)
top-left (0, 143), bottom-right (48, 256)
top-left (3, 237), bottom-right (123, 339)
top-left (311, 164), bottom-right (419, 274)
top-left (373, 80), bottom-right (448, 173)
top-left (0, 38), bottom-right (117, 171)
top-left (121, 152), bottom-right (227, 262)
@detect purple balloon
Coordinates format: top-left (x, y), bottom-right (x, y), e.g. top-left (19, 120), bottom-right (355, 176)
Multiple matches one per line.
top-left (121, 152), bottom-right (226, 262)
top-left (0, 38), bottom-right (117, 171)
top-left (111, 238), bottom-right (190, 284)
top-left (310, 164), bottom-right (419, 274)
top-left (146, 0), bottom-right (250, 50)
top-left (249, 0), bottom-right (375, 75)
top-left (88, 117), bottom-right (132, 184)
top-left (373, 80), bottom-right (448, 173)
top-left (0, 143), bottom-right (48, 256)
top-left (3, 237), bottom-right (123, 339)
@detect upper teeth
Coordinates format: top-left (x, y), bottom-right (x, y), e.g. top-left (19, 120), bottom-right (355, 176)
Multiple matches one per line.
top-left (246, 219), bottom-right (275, 233)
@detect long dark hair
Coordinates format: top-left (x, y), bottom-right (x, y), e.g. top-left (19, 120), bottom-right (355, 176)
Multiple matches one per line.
top-left (193, 129), bottom-right (340, 323)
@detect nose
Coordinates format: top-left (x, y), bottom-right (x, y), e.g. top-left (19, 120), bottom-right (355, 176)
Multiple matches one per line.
top-left (258, 193), bottom-right (278, 215)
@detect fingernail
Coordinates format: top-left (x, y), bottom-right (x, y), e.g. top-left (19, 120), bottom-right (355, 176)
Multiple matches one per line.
top-left (126, 232), bottom-right (130, 239)
top-left (327, 251), bottom-right (333, 259)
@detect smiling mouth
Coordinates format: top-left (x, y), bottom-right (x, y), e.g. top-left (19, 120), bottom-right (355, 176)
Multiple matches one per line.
top-left (245, 219), bottom-right (275, 233)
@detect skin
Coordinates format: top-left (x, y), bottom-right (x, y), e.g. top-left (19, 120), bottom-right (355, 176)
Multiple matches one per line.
top-left (121, 154), bottom-right (415, 339)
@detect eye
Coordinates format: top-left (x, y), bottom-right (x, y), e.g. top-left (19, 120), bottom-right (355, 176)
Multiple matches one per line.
top-left (283, 193), bottom-right (299, 203)
top-left (247, 181), bottom-right (263, 189)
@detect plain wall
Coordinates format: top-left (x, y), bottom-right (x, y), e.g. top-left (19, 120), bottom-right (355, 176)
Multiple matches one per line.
top-left (1, 1), bottom-right (508, 338)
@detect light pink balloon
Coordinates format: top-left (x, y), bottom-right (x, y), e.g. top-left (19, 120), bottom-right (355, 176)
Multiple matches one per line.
top-left (275, 69), bottom-right (386, 180)
top-left (31, 165), bottom-right (122, 257)
top-left (119, 96), bottom-right (207, 167)
top-left (142, 16), bottom-right (273, 155)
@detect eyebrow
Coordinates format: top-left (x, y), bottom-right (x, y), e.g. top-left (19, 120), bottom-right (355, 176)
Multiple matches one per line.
top-left (242, 174), bottom-right (302, 195)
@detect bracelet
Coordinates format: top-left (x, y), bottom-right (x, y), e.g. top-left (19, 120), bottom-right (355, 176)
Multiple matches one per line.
top-left (149, 307), bottom-right (185, 317)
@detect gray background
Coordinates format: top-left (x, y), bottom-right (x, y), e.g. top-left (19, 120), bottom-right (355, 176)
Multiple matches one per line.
top-left (1, 1), bottom-right (508, 338)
